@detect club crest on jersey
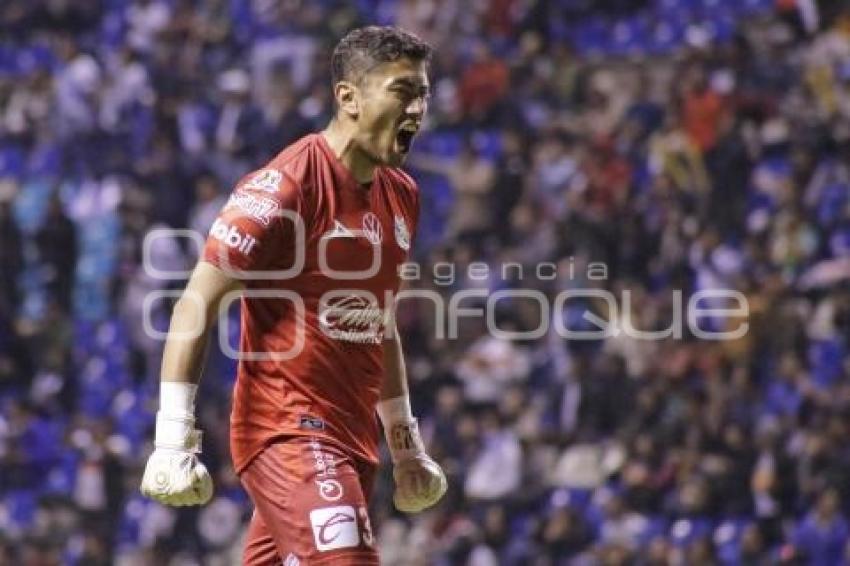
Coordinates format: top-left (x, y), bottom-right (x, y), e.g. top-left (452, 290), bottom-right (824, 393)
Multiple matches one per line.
top-left (361, 213), bottom-right (382, 246)
top-left (394, 215), bottom-right (410, 251)
top-left (242, 168), bottom-right (282, 193)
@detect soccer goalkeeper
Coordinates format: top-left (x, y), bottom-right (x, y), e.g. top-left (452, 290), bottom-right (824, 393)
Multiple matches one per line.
top-left (140, 26), bottom-right (446, 564)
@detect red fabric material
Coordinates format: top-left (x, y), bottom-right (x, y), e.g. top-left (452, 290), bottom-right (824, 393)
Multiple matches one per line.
top-left (202, 133), bottom-right (420, 473)
top-left (240, 438), bottom-right (379, 565)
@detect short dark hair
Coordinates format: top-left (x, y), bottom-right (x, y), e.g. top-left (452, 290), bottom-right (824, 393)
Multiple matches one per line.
top-left (331, 26), bottom-right (432, 86)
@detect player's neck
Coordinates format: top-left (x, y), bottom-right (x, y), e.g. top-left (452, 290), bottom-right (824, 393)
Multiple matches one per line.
top-left (321, 121), bottom-right (376, 186)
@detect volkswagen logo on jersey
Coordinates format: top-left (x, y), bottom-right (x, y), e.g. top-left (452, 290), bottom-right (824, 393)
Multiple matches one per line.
top-left (361, 213), bottom-right (383, 245)
top-left (394, 215), bottom-right (410, 251)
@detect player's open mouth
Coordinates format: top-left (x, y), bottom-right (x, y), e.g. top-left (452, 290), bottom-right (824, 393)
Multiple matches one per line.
top-left (395, 123), bottom-right (418, 154)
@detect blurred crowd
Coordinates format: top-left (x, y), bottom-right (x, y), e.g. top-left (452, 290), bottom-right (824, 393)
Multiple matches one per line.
top-left (2, 0), bottom-right (850, 564)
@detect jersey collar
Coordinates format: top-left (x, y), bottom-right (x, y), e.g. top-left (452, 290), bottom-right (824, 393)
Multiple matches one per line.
top-left (316, 133), bottom-right (377, 192)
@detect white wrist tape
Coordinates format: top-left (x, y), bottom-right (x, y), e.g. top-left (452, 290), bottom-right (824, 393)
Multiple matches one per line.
top-left (154, 414), bottom-right (202, 452)
top-left (377, 396), bottom-right (424, 463)
top-left (377, 395), bottom-right (413, 424)
top-left (155, 381), bottom-right (201, 452)
top-left (159, 381), bottom-right (197, 417)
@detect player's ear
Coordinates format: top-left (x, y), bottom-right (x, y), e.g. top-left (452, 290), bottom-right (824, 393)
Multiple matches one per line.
top-left (334, 80), bottom-right (359, 119)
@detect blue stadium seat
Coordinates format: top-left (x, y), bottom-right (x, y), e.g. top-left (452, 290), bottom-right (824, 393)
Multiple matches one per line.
top-left (808, 339), bottom-right (846, 389)
top-left (475, 131), bottom-right (502, 161)
top-left (44, 452), bottom-right (81, 496)
top-left (610, 17), bottom-right (649, 56)
top-left (641, 516), bottom-right (669, 545)
top-left (3, 489), bottom-right (38, 530)
top-left (713, 518), bottom-right (752, 564)
top-left (27, 142), bottom-right (63, 178)
top-left (669, 517), bottom-right (714, 547)
top-left (829, 226), bottom-right (850, 258)
top-left (0, 145), bottom-right (25, 178)
top-left (572, 18), bottom-right (611, 57)
top-left (817, 182), bottom-right (849, 226)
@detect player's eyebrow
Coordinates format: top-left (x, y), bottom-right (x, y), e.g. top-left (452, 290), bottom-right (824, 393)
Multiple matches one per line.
top-left (388, 77), bottom-right (430, 95)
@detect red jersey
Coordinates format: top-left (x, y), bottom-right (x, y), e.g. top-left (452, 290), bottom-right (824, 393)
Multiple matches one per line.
top-left (202, 133), bottom-right (419, 473)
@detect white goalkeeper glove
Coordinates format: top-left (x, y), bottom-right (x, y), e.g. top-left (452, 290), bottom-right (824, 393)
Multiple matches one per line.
top-left (378, 396), bottom-right (447, 513)
top-left (140, 382), bottom-right (213, 506)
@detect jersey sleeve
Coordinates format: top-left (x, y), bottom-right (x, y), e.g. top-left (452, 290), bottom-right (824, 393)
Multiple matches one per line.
top-left (202, 167), bottom-right (301, 276)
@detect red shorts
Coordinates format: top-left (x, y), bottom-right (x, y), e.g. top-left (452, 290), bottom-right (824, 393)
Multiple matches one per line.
top-left (239, 437), bottom-right (379, 565)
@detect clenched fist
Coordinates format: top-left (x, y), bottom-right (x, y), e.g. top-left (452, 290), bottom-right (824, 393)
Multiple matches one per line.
top-left (140, 412), bottom-right (213, 506)
top-left (392, 453), bottom-right (447, 513)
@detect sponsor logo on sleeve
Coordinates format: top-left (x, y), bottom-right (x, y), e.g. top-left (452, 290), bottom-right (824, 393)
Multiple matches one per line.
top-left (210, 218), bottom-right (258, 255)
top-left (226, 191), bottom-right (280, 226)
top-left (242, 169), bottom-right (283, 193)
top-left (309, 506), bottom-right (359, 551)
top-left (394, 215), bottom-right (410, 251)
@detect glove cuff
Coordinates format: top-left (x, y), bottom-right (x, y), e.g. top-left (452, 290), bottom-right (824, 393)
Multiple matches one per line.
top-left (377, 396), bottom-right (425, 463)
top-left (376, 395), bottom-right (413, 424)
top-left (160, 381), bottom-right (197, 416)
top-left (154, 413), bottom-right (202, 453)
top-left (385, 419), bottom-right (426, 464)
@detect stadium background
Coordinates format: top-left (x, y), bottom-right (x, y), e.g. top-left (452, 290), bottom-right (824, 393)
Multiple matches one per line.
top-left (2, 0), bottom-right (850, 564)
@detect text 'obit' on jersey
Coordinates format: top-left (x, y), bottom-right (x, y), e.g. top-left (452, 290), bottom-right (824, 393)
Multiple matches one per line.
top-left (202, 133), bottom-right (420, 472)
